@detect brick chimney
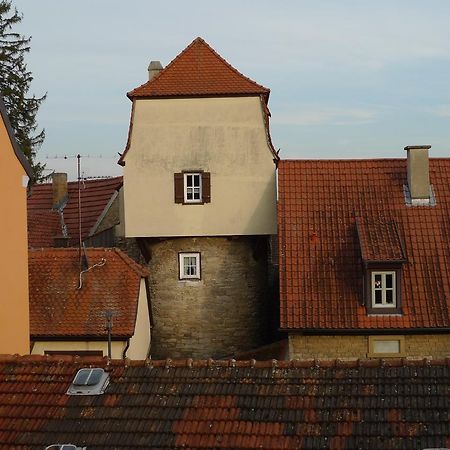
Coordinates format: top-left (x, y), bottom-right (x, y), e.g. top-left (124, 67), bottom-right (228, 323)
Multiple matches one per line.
top-left (52, 172), bottom-right (68, 209)
top-left (148, 61), bottom-right (163, 80)
top-left (404, 145), bottom-right (431, 202)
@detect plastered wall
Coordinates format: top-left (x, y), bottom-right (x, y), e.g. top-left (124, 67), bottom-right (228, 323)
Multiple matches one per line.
top-left (123, 96), bottom-right (276, 237)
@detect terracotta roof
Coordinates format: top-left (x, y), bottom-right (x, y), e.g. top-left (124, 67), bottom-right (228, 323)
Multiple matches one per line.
top-left (0, 95), bottom-right (33, 178)
top-left (0, 355), bottom-right (448, 449)
top-left (27, 176), bottom-right (122, 247)
top-left (356, 218), bottom-right (406, 263)
top-left (128, 37), bottom-right (269, 99)
top-left (29, 248), bottom-right (148, 338)
top-left (27, 209), bottom-right (61, 247)
top-left (278, 158), bottom-right (450, 331)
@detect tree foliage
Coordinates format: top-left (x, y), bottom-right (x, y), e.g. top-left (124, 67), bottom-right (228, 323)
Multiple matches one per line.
top-left (0, 0), bottom-right (45, 182)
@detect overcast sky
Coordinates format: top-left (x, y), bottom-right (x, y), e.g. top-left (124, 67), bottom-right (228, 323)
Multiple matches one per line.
top-left (13, 0), bottom-right (450, 179)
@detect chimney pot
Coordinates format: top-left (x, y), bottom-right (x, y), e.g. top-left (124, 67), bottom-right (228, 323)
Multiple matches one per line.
top-left (52, 172), bottom-right (68, 209)
top-left (404, 145), bottom-right (431, 201)
top-left (148, 60), bottom-right (163, 81)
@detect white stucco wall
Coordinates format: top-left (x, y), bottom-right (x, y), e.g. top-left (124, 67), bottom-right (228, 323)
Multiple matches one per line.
top-left (127, 278), bottom-right (151, 359)
top-left (31, 340), bottom-right (127, 359)
top-left (123, 96), bottom-right (277, 237)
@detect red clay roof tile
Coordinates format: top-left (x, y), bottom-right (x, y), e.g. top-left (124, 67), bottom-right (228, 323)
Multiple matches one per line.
top-left (0, 356), bottom-right (448, 449)
top-left (128, 37), bottom-right (269, 99)
top-left (29, 247), bottom-right (148, 338)
top-left (278, 158), bottom-right (450, 331)
top-left (27, 176), bottom-right (122, 247)
top-left (356, 218), bottom-right (406, 262)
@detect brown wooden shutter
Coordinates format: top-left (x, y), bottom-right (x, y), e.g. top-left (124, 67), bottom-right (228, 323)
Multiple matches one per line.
top-left (202, 172), bottom-right (211, 203)
top-left (174, 173), bottom-right (184, 203)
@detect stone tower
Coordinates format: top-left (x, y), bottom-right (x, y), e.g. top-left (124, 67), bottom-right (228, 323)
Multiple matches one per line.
top-left (119, 38), bottom-right (278, 358)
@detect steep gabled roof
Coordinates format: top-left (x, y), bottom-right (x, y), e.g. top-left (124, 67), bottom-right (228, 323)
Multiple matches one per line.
top-left (0, 95), bottom-right (33, 178)
top-left (278, 158), bottom-right (450, 331)
top-left (0, 355), bottom-right (449, 449)
top-left (128, 37), bottom-right (269, 99)
top-left (29, 247), bottom-right (149, 338)
top-left (27, 176), bottom-right (123, 247)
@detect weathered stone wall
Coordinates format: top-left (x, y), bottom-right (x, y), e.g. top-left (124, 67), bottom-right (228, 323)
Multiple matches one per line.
top-left (289, 334), bottom-right (450, 359)
top-left (147, 236), bottom-right (271, 359)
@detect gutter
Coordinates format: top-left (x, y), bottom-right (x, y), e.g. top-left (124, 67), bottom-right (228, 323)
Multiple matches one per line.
top-left (280, 327), bottom-right (450, 335)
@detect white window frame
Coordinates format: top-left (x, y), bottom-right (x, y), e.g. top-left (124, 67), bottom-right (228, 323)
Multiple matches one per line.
top-left (371, 271), bottom-right (396, 308)
top-left (183, 172), bottom-right (202, 203)
top-left (179, 252), bottom-right (201, 280)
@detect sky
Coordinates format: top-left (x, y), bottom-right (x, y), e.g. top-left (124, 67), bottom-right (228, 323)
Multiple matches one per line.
top-left (12, 0), bottom-right (450, 179)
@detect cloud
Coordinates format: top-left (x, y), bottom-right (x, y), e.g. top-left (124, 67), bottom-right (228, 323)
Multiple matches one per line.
top-left (272, 107), bottom-right (377, 126)
top-left (431, 105), bottom-right (450, 117)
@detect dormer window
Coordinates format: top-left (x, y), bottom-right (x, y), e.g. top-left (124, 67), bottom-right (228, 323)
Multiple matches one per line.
top-left (356, 218), bottom-right (406, 315)
top-left (371, 271), bottom-right (396, 308)
top-left (174, 171), bottom-right (211, 204)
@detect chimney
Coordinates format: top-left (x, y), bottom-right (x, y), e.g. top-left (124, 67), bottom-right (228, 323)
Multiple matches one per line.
top-left (404, 145), bottom-right (431, 202)
top-left (148, 60), bottom-right (163, 80)
top-left (52, 172), bottom-right (68, 209)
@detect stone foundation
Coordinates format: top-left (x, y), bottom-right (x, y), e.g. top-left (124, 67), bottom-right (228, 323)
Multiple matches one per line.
top-left (146, 236), bottom-right (271, 359)
top-left (289, 333), bottom-right (450, 359)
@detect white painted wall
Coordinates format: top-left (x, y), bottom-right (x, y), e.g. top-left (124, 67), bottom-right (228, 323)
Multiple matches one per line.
top-left (127, 278), bottom-right (151, 359)
top-left (31, 340), bottom-right (127, 359)
top-left (123, 96), bottom-right (277, 237)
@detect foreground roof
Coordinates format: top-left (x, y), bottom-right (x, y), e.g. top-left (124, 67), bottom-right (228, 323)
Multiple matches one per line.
top-left (29, 248), bottom-right (148, 338)
top-left (27, 176), bottom-right (123, 247)
top-left (0, 355), bottom-right (448, 449)
top-left (278, 158), bottom-right (450, 331)
top-left (128, 37), bottom-right (269, 99)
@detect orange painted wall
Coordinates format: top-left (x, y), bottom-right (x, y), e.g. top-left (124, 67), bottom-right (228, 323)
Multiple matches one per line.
top-left (0, 114), bottom-right (29, 354)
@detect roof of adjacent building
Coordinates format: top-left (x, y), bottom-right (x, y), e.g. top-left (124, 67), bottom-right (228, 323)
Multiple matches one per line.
top-left (27, 176), bottom-right (123, 247)
top-left (29, 248), bottom-right (149, 338)
top-left (128, 37), bottom-right (270, 99)
top-left (0, 355), bottom-right (448, 449)
top-left (278, 158), bottom-right (450, 331)
top-left (0, 95), bottom-right (33, 178)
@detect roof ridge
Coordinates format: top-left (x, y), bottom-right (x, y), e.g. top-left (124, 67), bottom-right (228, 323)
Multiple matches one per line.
top-left (2, 354), bottom-right (448, 368)
top-left (192, 37), bottom-right (269, 94)
top-left (112, 248), bottom-right (149, 277)
top-left (128, 37), bottom-right (269, 98)
top-left (32, 176), bottom-right (123, 188)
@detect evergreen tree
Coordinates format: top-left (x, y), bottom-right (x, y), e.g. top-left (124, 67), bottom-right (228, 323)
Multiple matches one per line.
top-left (0, 0), bottom-right (45, 182)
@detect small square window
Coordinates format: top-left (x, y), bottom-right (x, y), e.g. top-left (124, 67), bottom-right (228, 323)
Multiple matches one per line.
top-left (184, 173), bottom-right (202, 203)
top-left (368, 336), bottom-right (405, 357)
top-left (371, 271), bottom-right (396, 308)
top-left (179, 252), bottom-right (201, 280)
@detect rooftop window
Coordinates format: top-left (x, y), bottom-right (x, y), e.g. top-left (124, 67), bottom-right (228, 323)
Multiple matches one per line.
top-left (66, 368), bottom-right (109, 396)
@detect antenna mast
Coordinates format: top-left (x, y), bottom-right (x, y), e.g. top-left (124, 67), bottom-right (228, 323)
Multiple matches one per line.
top-left (77, 154), bottom-right (82, 272)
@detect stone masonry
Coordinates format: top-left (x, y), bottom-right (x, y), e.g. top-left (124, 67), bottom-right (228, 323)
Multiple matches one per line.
top-left (146, 236), bottom-right (271, 359)
top-left (289, 334), bottom-right (450, 359)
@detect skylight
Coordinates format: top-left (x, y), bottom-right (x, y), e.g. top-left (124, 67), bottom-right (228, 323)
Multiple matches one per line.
top-left (45, 445), bottom-right (86, 450)
top-left (66, 368), bottom-right (109, 396)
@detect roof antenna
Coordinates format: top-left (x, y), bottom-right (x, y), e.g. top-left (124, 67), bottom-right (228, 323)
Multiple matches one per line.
top-left (77, 154), bottom-right (83, 273)
top-left (105, 310), bottom-right (115, 359)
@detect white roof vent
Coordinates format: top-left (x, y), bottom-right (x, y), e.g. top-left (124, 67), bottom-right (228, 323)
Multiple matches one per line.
top-left (66, 368), bottom-right (109, 396)
top-left (45, 445), bottom-right (86, 450)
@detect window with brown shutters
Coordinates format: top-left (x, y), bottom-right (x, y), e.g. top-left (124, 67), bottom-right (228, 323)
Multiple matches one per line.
top-left (174, 173), bottom-right (184, 203)
top-left (202, 172), bottom-right (211, 203)
top-left (174, 171), bottom-right (211, 204)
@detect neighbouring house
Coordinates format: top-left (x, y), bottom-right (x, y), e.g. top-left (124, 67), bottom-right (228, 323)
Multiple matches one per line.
top-left (119, 37), bottom-right (279, 358)
top-left (29, 247), bottom-right (151, 359)
top-left (0, 355), bottom-right (449, 449)
top-left (27, 173), bottom-right (128, 249)
top-left (278, 146), bottom-right (450, 359)
top-left (0, 96), bottom-right (32, 354)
